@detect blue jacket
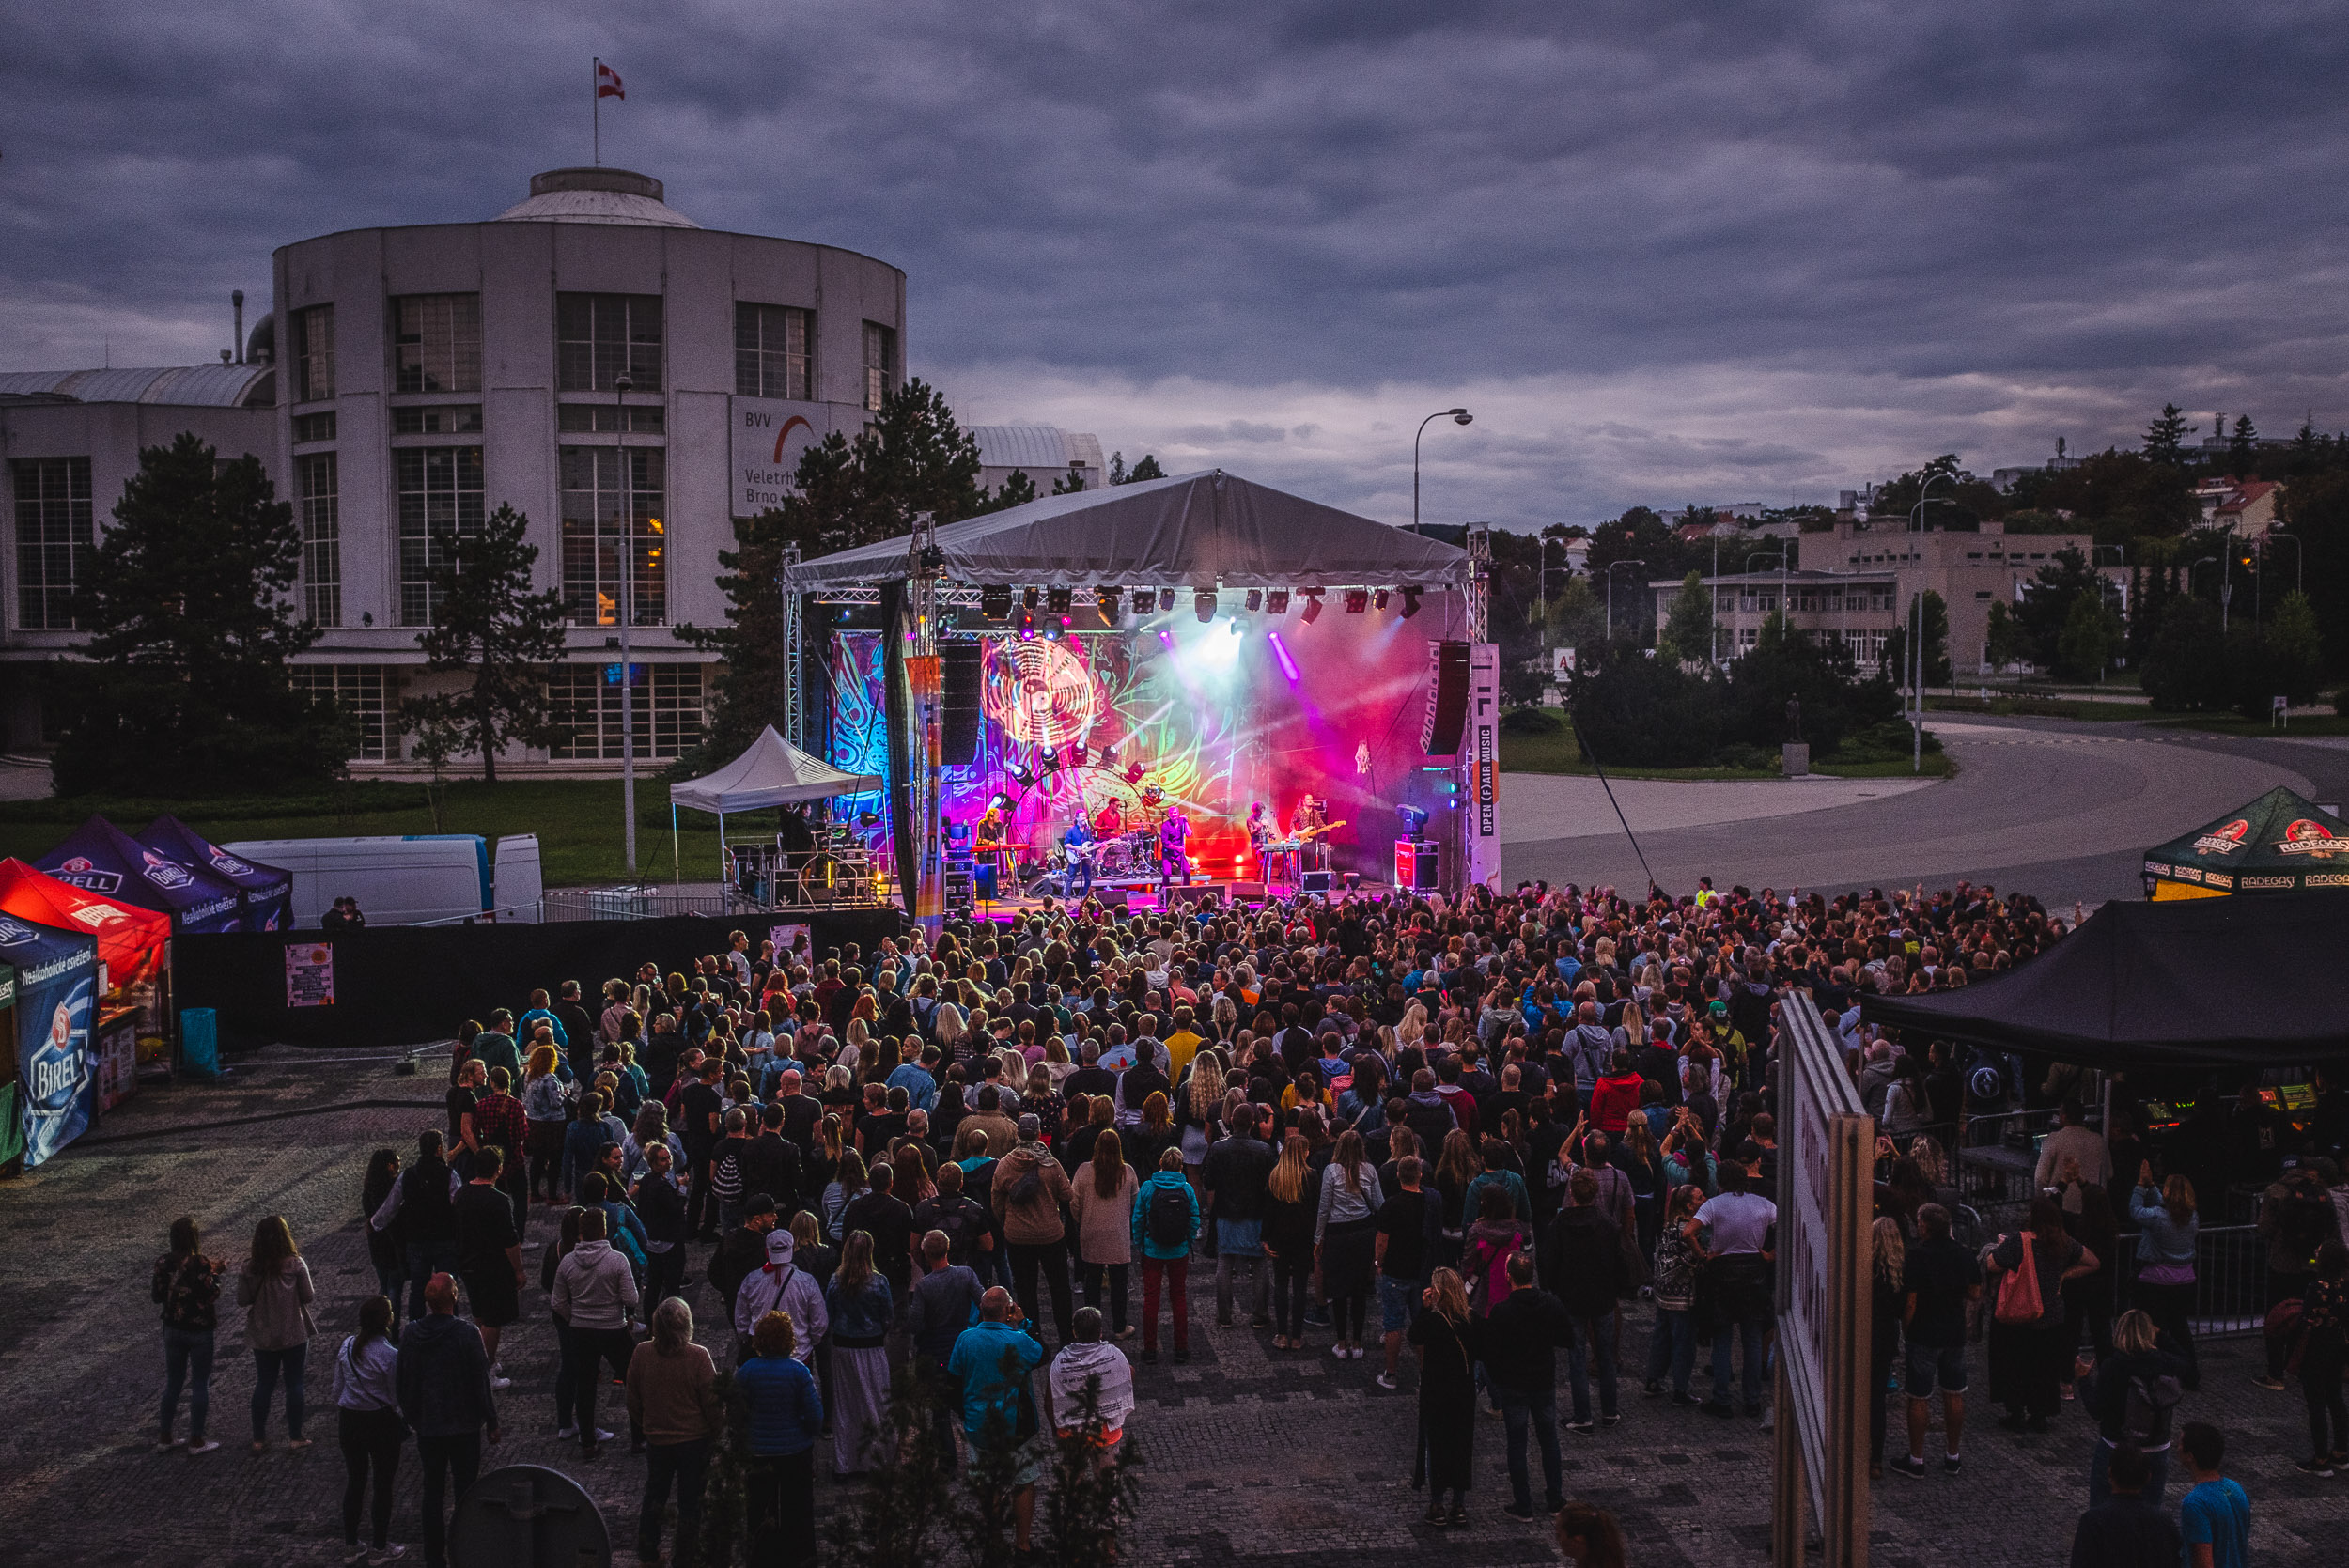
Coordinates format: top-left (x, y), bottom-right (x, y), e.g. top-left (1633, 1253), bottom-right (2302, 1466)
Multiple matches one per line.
top-left (2129, 1185), bottom-right (2199, 1267)
top-left (825, 1275), bottom-right (894, 1343)
top-left (1132, 1170), bottom-right (1201, 1261)
top-left (736, 1352), bottom-right (823, 1456)
top-left (887, 1062), bottom-right (940, 1114)
top-left (946, 1319), bottom-right (1042, 1438)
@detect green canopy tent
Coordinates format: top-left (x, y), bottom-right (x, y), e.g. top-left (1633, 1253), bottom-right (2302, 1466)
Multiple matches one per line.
top-left (2141, 785), bottom-right (2349, 900)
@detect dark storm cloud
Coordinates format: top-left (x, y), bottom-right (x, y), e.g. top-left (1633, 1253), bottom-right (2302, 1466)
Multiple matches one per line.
top-left (3, 0), bottom-right (2344, 522)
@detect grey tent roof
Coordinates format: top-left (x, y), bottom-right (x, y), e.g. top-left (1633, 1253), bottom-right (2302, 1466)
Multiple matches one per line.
top-left (669, 726), bottom-right (880, 813)
top-left (784, 470), bottom-right (1473, 591)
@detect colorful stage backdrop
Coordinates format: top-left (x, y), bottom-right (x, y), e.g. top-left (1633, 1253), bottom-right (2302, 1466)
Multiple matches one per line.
top-left (827, 593), bottom-right (1471, 886)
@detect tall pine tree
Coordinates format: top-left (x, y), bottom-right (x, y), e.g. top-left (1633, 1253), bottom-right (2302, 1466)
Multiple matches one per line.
top-left (54, 431), bottom-right (347, 797)
top-left (397, 504), bottom-right (568, 783)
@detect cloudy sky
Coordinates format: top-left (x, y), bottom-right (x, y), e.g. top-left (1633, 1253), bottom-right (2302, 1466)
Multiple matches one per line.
top-left (6, 0), bottom-right (2344, 530)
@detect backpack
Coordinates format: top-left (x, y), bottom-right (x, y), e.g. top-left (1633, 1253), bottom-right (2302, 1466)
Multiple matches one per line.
top-left (2120, 1366), bottom-right (2183, 1448)
top-left (1146, 1180), bottom-right (1192, 1249)
top-left (931, 1196), bottom-right (981, 1263)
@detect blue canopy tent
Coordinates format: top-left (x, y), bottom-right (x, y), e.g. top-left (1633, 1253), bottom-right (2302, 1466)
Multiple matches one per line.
top-left (0, 912), bottom-right (101, 1168)
top-left (136, 815), bottom-right (293, 932)
top-left (35, 815), bottom-right (244, 934)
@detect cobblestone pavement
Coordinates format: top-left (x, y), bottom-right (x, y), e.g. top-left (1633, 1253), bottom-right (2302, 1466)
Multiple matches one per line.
top-left (4, 1048), bottom-right (2341, 1566)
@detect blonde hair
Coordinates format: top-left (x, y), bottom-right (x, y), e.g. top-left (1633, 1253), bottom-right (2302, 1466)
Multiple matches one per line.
top-left (1871, 1215), bottom-right (1906, 1287)
top-left (1426, 1266), bottom-right (1470, 1326)
top-left (1190, 1058), bottom-right (1225, 1119)
top-left (1267, 1133), bottom-right (1312, 1204)
top-left (2112, 1308), bottom-right (2160, 1357)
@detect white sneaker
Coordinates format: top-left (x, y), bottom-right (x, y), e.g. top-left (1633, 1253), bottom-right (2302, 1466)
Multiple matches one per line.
top-left (1376, 1373), bottom-right (1398, 1390)
top-left (489, 1375), bottom-right (514, 1390)
top-left (154, 1438), bottom-right (185, 1453)
top-left (1330, 1343), bottom-right (1348, 1360)
top-left (186, 1439), bottom-right (222, 1456)
top-left (369, 1547), bottom-right (408, 1565)
top-left (592, 1427), bottom-right (615, 1443)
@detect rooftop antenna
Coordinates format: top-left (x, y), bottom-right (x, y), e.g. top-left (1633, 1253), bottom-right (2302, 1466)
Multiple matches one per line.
top-left (232, 289), bottom-right (245, 365)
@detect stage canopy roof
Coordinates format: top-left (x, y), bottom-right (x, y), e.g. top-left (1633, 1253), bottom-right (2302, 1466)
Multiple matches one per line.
top-left (784, 470), bottom-right (1474, 592)
top-left (669, 725), bottom-right (882, 815)
top-left (1859, 890), bottom-right (2349, 1068)
top-left (2142, 785), bottom-right (2349, 898)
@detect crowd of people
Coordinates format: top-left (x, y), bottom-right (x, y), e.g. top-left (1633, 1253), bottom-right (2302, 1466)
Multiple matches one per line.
top-left (140, 876), bottom-right (2349, 1568)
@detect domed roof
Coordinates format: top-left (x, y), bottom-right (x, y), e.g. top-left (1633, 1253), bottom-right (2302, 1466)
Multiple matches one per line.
top-left (495, 167), bottom-right (697, 229)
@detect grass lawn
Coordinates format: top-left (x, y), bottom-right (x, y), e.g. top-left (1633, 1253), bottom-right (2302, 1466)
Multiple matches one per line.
top-left (1499, 712), bottom-right (1953, 780)
top-left (2147, 713), bottom-right (2349, 738)
top-left (0, 778), bottom-right (727, 888)
top-left (1925, 694), bottom-right (2151, 722)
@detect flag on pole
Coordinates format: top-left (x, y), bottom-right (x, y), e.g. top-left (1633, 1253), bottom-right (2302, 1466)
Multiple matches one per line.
top-left (597, 60), bottom-right (625, 100)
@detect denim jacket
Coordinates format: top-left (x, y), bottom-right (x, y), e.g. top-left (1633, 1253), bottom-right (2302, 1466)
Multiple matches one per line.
top-left (2129, 1184), bottom-right (2199, 1267)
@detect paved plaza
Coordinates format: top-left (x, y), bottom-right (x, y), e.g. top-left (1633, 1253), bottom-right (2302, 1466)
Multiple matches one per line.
top-left (2, 1048), bottom-right (2341, 1565)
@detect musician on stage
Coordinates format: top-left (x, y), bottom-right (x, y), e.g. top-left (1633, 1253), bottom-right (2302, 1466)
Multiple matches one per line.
top-left (977, 800), bottom-right (1013, 884)
top-left (1062, 812), bottom-right (1096, 900)
top-left (1292, 792), bottom-right (1330, 871)
top-left (1158, 807), bottom-right (1193, 896)
top-left (1094, 798), bottom-right (1125, 839)
top-left (1246, 802), bottom-right (1271, 864)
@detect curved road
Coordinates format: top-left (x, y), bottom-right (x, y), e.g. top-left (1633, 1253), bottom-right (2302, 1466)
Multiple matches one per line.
top-left (1502, 715), bottom-right (2341, 908)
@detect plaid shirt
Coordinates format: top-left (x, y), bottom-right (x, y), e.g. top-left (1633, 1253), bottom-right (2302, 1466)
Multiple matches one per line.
top-left (474, 1090), bottom-right (529, 1163)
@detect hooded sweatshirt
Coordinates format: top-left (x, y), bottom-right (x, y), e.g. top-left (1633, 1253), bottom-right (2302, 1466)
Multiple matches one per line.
top-left (395, 1310), bottom-right (497, 1438)
top-left (550, 1236), bottom-right (640, 1331)
top-left (1049, 1338), bottom-right (1135, 1432)
top-left (990, 1141), bottom-right (1072, 1247)
top-left (734, 1228), bottom-right (827, 1360)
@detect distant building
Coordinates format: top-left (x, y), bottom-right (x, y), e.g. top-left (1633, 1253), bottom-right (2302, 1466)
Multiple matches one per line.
top-left (969, 425), bottom-right (1107, 498)
top-left (2205, 478), bottom-right (2281, 536)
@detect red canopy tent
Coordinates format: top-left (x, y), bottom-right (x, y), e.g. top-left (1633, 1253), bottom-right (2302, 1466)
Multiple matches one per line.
top-left (0, 858), bottom-right (170, 987)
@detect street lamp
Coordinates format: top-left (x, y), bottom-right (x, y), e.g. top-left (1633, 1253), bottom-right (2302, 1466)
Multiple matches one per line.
top-left (1412, 409), bottom-right (1472, 535)
top-left (614, 369), bottom-right (638, 878)
top-left (1906, 473), bottom-right (1961, 772)
top-left (1602, 558), bottom-right (1646, 644)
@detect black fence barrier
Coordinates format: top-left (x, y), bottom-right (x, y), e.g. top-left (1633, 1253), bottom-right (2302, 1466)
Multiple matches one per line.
top-left (177, 908), bottom-right (907, 1049)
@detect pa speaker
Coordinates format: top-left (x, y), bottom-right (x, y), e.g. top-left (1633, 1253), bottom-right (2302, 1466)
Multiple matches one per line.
top-left (1421, 640), bottom-right (1470, 755)
top-left (941, 642), bottom-right (982, 766)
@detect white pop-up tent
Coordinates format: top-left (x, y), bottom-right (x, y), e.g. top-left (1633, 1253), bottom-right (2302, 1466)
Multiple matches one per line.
top-left (666, 725), bottom-right (882, 888)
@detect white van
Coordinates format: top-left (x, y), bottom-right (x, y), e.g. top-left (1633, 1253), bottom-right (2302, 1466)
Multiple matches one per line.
top-left (220, 835), bottom-right (492, 927)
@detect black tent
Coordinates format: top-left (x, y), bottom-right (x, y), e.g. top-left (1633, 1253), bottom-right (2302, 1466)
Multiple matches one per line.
top-left (2141, 784), bottom-right (2349, 900)
top-left (1859, 890), bottom-right (2349, 1067)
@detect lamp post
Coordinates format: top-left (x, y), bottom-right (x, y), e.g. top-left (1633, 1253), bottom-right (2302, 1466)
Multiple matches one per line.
top-left (1412, 409), bottom-right (1472, 535)
top-left (1602, 558), bottom-right (1645, 644)
top-left (1906, 473), bottom-right (1960, 771)
top-left (614, 369), bottom-right (637, 878)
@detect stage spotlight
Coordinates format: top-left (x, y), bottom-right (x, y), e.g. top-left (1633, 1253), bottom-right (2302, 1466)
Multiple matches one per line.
top-left (1344, 589), bottom-right (1369, 614)
top-left (988, 792), bottom-right (1011, 814)
top-left (1245, 588), bottom-right (1263, 613)
top-left (1159, 588), bottom-right (1175, 613)
top-left (1098, 743), bottom-right (1117, 767)
top-left (1042, 619), bottom-right (1064, 640)
top-left (1300, 590), bottom-right (1325, 624)
top-left (1195, 590), bottom-right (1217, 622)
top-left (979, 584), bottom-right (1012, 618)
top-left (1268, 630), bottom-right (1299, 682)
top-left (1374, 587), bottom-right (1392, 611)
top-left (857, 810), bottom-right (883, 829)
top-left (1400, 586), bottom-right (1423, 619)
top-left (1267, 588), bottom-right (1290, 614)
top-left (1011, 766), bottom-right (1037, 788)
top-left (1124, 761), bottom-right (1147, 784)
top-left (1047, 586), bottom-right (1073, 614)
top-left (1129, 587), bottom-right (1154, 615)
top-left (1096, 587), bottom-right (1121, 620)
top-left (1023, 586), bottom-right (1041, 609)
top-left (1042, 749), bottom-right (1062, 772)
top-left (1397, 804), bottom-right (1429, 837)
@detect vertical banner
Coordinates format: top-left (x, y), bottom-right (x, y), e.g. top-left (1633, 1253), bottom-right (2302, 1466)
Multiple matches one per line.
top-left (1465, 642), bottom-right (1501, 892)
top-left (1778, 999), bottom-right (1875, 1568)
top-left (879, 583), bottom-right (921, 918)
top-left (906, 652), bottom-right (943, 924)
top-left (0, 921), bottom-right (101, 1170)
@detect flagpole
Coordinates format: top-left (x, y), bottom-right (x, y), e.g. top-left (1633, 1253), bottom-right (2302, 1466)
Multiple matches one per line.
top-left (593, 57), bottom-right (600, 164)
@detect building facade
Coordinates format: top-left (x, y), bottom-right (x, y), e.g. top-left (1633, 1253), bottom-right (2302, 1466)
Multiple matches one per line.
top-left (3, 167), bottom-right (910, 770)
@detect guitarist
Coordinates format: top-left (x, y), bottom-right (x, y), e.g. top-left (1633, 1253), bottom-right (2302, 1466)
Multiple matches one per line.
top-left (1061, 813), bottom-right (1096, 901)
top-left (1293, 793), bottom-right (1331, 872)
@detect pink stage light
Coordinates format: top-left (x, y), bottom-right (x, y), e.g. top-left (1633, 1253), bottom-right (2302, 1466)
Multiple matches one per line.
top-left (1268, 630), bottom-right (1299, 682)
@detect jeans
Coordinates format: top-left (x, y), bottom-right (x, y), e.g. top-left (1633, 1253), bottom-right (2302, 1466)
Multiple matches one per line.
top-left (408, 1235), bottom-right (461, 1323)
top-left (720, 1197), bottom-right (747, 1235)
top-left (2088, 1439), bottom-right (2170, 1510)
top-left (646, 1246), bottom-right (688, 1323)
top-left (640, 1436), bottom-right (713, 1563)
top-left (1271, 1254), bottom-right (1312, 1338)
top-left (373, 1261), bottom-right (408, 1335)
top-left (1216, 1251), bottom-right (1271, 1324)
top-left (160, 1326), bottom-right (214, 1442)
top-left (251, 1343), bottom-right (307, 1442)
top-left (1566, 1312), bottom-right (1619, 1422)
top-left (1499, 1388), bottom-right (1565, 1512)
top-left (1065, 858), bottom-right (1092, 899)
top-left (1644, 1307), bottom-right (1695, 1397)
top-left (1711, 1315), bottom-right (1770, 1411)
top-left (1007, 1239), bottom-right (1073, 1343)
top-left (1142, 1257), bottom-right (1190, 1351)
top-left (745, 1449), bottom-right (817, 1568)
top-left (339, 1405), bottom-right (405, 1548)
top-left (1080, 1260), bottom-right (1129, 1332)
top-left (1868, 1324), bottom-right (1897, 1464)
top-left (416, 1430), bottom-right (482, 1568)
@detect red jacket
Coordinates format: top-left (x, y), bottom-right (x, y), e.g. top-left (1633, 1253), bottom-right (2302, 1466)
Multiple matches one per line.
top-left (1589, 1071), bottom-right (1645, 1135)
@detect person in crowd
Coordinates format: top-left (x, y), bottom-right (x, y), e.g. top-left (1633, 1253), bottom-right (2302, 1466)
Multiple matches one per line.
top-left (2292, 1240), bottom-right (2349, 1477)
top-left (992, 1113), bottom-right (1076, 1345)
top-left (1263, 1133), bottom-right (1321, 1352)
top-left (396, 1274), bottom-right (500, 1568)
top-left (1690, 1163), bottom-right (1775, 1418)
top-left (946, 1288), bottom-right (1046, 1554)
top-left (239, 1215), bottom-right (317, 1454)
top-left (1203, 1102), bottom-right (1277, 1330)
top-left (332, 1295), bottom-right (405, 1566)
top-left (1644, 1184), bottom-right (1704, 1405)
top-left (1133, 1145), bottom-right (1202, 1363)
top-left (1893, 1201), bottom-right (1980, 1478)
top-left (626, 1297), bottom-right (723, 1567)
top-left (631, 1140), bottom-right (692, 1325)
top-left (372, 1129), bottom-right (463, 1325)
top-left (521, 1043), bottom-right (572, 1204)
top-left (1070, 1126), bottom-right (1139, 1340)
top-left (2176, 1421), bottom-right (2249, 1568)
top-left (153, 1215), bottom-right (225, 1457)
top-left (2068, 1441), bottom-right (2181, 1568)
top-left (1408, 1267), bottom-right (1480, 1528)
top-left (2127, 1164), bottom-right (2202, 1391)
top-left (1485, 1250), bottom-right (1571, 1521)
top-left (1315, 1129), bottom-right (1385, 1359)
top-left (1547, 1167), bottom-right (1626, 1433)
top-left (907, 1229), bottom-right (988, 1466)
top-left (549, 1206), bottom-right (640, 1459)
top-left (452, 1145), bottom-right (521, 1387)
top-left (360, 1150), bottom-right (408, 1339)
top-left (2080, 1308), bottom-right (2186, 1505)
top-left (737, 1310), bottom-right (824, 1568)
top-left (1867, 1215), bottom-right (1905, 1479)
top-left (1044, 1305), bottom-right (1137, 1456)
top-left (824, 1231), bottom-right (895, 1476)
top-left (1372, 1154), bottom-right (1432, 1390)
top-left (735, 1223), bottom-right (828, 1372)
top-left (1555, 1501), bottom-right (1627, 1568)
top-left (1988, 1195), bottom-right (2100, 1435)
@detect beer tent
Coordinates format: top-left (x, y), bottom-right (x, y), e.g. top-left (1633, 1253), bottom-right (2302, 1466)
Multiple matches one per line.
top-left (0, 859), bottom-right (171, 989)
top-left (35, 815), bottom-right (244, 933)
top-left (136, 815), bottom-right (292, 932)
top-left (0, 913), bottom-right (101, 1168)
top-left (2141, 785), bottom-right (2349, 900)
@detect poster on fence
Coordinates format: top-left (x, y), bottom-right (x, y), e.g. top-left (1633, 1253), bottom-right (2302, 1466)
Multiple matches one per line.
top-left (284, 944), bottom-right (335, 1008)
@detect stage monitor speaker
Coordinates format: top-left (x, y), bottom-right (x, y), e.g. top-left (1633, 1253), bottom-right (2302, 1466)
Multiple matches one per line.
top-left (1395, 837), bottom-right (1440, 892)
top-left (1421, 639), bottom-right (1470, 755)
top-left (1299, 870), bottom-right (1333, 893)
top-left (941, 642), bottom-right (983, 765)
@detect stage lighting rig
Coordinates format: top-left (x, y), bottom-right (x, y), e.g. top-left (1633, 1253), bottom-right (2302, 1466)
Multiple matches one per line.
top-left (1096, 587), bottom-right (1121, 621)
top-left (979, 584), bottom-right (1013, 618)
top-left (1194, 590), bottom-right (1217, 623)
top-left (1400, 586), bottom-right (1423, 618)
top-left (1300, 590), bottom-right (1324, 624)
top-left (1023, 586), bottom-right (1041, 609)
top-left (1047, 586), bottom-right (1073, 614)
top-left (1374, 588), bottom-right (1392, 611)
top-left (1011, 765), bottom-right (1037, 787)
top-left (1159, 588), bottom-right (1175, 613)
top-left (1244, 589), bottom-right (1262, 613)
top-left (1267, 589), bottom-right (1290, 614)
top-left (1344, 589), bottom-right (1370, 614)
